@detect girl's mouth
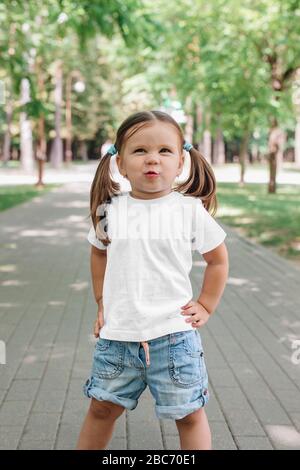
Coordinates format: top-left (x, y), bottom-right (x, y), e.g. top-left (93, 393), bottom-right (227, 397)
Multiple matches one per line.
top-left (144, 172), bottom-right (160, 179)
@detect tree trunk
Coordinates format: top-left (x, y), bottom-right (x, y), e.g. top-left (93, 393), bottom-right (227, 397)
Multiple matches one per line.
top-left (239, 130), bottom-right (250, 185)
top-left (251, 142), bottom-right (259, 163)
top-left (183, 96), bottom-right (193, 176)
top-left (213, 121), bottom-right (225, 165)
top-left (20, 78), bottom-right (34, 173)
top-left (268, 119), bottom-right (280, 194)
top-left (65, 73), bottom-right (72, 164)
top-left (35, 56), bottom-right (46, 186)
top-left (184, 98), bottom-right (194, 143)
top-left (50, 60), bottom-right (63, 168)
top-left (276, 128), bottom-right (286, 172)
top-left (266, 56), bottom-right (284, 193)
top-left (2, 100), bottom-right (13, 163)
top-left (202, 111), bottom-right (212, 163)
top-left (78, 141), bottom-right (88, 161)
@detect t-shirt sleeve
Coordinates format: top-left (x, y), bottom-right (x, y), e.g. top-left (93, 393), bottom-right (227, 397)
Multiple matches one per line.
top-left (87, 225), bottom-right (107, 250)
top-left (191, 199), bottom-right (227, 254)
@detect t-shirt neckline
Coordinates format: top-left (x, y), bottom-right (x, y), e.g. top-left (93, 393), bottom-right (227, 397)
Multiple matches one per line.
top-left (127, 191), bottom-right (177, 203)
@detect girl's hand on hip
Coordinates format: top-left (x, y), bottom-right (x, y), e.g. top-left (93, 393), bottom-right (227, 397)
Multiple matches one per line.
top-left (94, 298), bottom-right (104, 338)
top-left (180, 300), bottom-right (210, 328)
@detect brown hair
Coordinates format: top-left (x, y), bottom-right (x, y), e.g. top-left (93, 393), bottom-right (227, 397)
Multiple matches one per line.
top-left (88, 109), bottom-right (218, 246)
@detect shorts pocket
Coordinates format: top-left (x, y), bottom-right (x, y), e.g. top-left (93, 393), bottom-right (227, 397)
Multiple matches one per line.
top-left (184, 331), bottom-right (203, 357)
top-left (93, 340), bottom-right (125, 379)
top-left (168, 331), bottom-right (204, 388)
top-left (96, 337), bottom-right (111, 351)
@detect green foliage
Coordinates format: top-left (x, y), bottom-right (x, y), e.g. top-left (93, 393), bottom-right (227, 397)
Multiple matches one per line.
top-left (0, 0), bottom-right (299, 155)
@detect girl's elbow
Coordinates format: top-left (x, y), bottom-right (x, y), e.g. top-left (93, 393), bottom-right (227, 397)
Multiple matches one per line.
top-left (202, 241), bottom-right (228, 265)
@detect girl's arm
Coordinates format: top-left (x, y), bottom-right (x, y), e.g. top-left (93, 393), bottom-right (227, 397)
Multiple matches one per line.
top-left (197, 242), bottom-right (229, 315)
top-left (90, 246), bottom-right (107, 337)
top-left (90, 245), bottom-right (107, 304)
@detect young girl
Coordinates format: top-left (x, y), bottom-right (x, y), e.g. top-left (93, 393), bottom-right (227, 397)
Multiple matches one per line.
top-left (76, 110), bottom-right (229, 450)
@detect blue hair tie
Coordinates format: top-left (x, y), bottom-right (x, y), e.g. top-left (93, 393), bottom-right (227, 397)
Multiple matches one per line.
top-left (183, 141), bottom-right (193, 152)
top-left (107, 144), bottom-right (117, 155)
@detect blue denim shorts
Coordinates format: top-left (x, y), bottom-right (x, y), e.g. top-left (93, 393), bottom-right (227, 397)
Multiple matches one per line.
top-left (83, 329), bottom-right (209, 420)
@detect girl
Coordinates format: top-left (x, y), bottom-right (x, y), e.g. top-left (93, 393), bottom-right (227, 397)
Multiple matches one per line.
top-left (76, 110), bottom-right (229, 450)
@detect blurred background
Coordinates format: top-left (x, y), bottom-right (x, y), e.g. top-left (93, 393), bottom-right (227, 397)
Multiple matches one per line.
top-left (1, 0), bottom-right (300, 264)
top-left (1, 0), bottom-right (300, 451)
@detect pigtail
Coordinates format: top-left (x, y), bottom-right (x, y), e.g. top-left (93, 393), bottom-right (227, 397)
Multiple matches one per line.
top-left (88, 150), bottom-right (121, 246)
top-left (174, 147), bottom-right (218, 217)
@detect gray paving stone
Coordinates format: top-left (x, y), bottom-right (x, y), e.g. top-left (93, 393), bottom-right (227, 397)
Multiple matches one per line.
top-left (18, 439), bottom-right (54, 450)
top-left (114, 413), bottom-right (126, 438)
top-left (290, 413), bottom-right (300, 432)
top-left (67, 378), bottom-right (87, 400)
top-left (0, 400), bottom-right (32, 426)
top-left (107, 437), bottom-right (127, 450)
top-left (0, 426), bottom-right (23, 450)
top-left (214, 387), bottom-right (266, 436)
top-left (40, 369), bottom-right (70, 390)
top-left (205, 391), bottom-right (227, 422)
top-left (32, 389), bottom-right (66, 413)
top-left (275, 389), bottom-right (300, 413)
top-left (71, 361), bottom-right (93, 379)
top-left (127, 391), bottom-right (163, 450)
top-left (6, 379), bottom-right (40, 401)
top-left (21, 412), bottom-right (60, 441)
top-left (210, 422), bottom-right (237, 450)
top-left (160, 420), bottom-right (178, 436)
top-left (61, 399), bottom-right (89, 425)
top-left (55, 424), bottom-right (80, 450)
top-left (235, 436), bottom-right (273, 450)
top-left (208, 367), bottom-right (239, 388)
top-left (164, 435), bottom-right (180, 450)
top-left (15, 361), bottom-right (47, 380)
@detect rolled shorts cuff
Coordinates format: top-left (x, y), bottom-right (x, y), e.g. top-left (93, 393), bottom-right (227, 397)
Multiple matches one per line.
top-left (83, 376), bottom-right (138, 411)
top-left (155, 391), bottom-right (209, 420)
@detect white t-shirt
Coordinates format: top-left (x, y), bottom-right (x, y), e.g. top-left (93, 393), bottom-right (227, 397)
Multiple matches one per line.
top-left (87, 190), bottom-right (227, 342)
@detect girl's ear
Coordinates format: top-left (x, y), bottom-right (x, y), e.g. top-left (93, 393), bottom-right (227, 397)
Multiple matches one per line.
top-left (177, 153), bottom-right (185, 174)
top-left (116, 155), bottom-right (125, 177)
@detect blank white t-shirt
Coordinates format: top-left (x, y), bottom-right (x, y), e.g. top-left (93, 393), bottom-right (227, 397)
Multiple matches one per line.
top-left (87, 191), bottom-right (227, 342)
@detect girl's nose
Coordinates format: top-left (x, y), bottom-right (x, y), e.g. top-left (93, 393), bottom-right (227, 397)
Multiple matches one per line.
top-left (144, 153), bottom-right (160, 162)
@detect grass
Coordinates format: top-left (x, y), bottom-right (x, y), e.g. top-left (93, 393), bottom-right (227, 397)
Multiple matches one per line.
top-left (0, 184), bottom-right (61, 212)
top-left (216, 182), bottom-right (300, 266)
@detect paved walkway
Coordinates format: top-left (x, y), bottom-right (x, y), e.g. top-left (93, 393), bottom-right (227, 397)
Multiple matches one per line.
top-left (1, 159), bottom-right (300, 186)
top-left (0, 177), bottom-right (300, 449)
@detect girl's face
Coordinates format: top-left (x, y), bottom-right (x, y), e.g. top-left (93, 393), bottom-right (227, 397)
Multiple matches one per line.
top-left (116, 121), bottom-right (185, 200)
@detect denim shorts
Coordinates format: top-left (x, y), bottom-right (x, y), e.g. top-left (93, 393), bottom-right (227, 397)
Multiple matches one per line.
top-left (83, 329), bottom-right (209, 420)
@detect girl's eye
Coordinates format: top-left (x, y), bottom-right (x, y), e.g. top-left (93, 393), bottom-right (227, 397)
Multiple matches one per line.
top-left (133, 148), bottom-right (172, 153)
